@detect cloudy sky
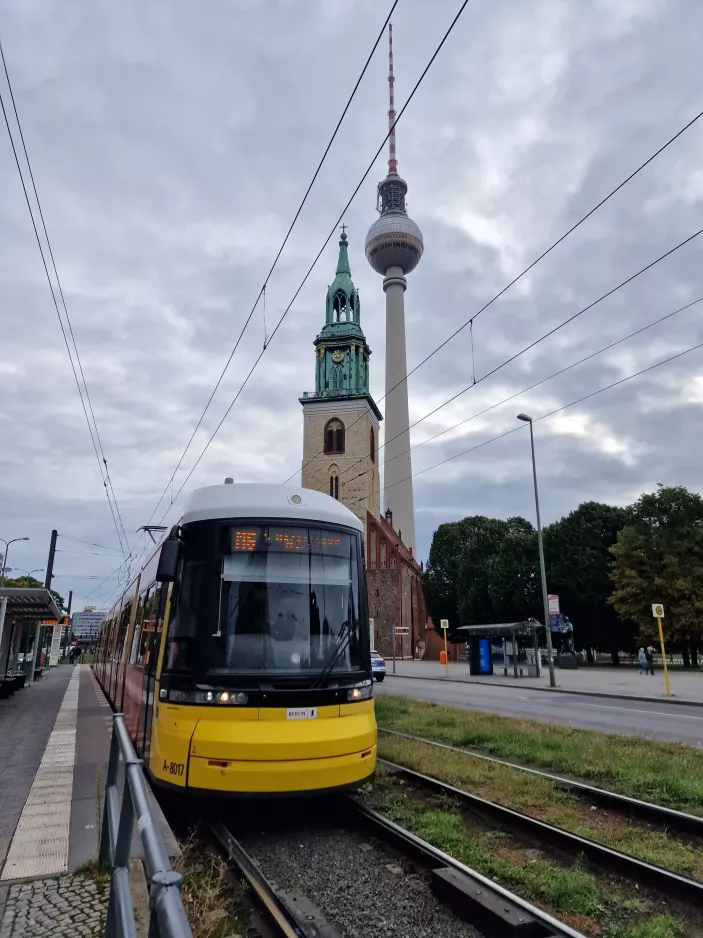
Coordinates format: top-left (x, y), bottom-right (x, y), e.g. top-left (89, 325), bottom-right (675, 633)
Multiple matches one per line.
top-left (1, 0), bottom-right (702, 610)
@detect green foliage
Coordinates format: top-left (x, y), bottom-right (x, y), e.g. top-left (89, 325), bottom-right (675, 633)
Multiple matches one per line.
top-left (544, 501), bottom-right (632, 653)
top-left (2, 574), bottom-right (67, 612)
top-left (610, 485), bottom-right (703, 649)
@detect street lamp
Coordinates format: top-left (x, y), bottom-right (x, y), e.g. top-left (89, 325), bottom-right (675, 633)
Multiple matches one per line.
top-left (14, 568), bottom-right (44, 581)
top-left (0, 537), bottom-right (30, 588)
top-left (517, 415), bottom-right (556, 688)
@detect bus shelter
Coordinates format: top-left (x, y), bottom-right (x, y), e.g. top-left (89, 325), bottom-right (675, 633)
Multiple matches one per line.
top-left (0, 588), bottom-right (62, 685)
top-left (456, 620), bottom-right (543, 678)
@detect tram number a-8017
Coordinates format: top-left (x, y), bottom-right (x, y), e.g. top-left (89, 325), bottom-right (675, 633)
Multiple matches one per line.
top-left (163, 760), bottom-right (185, 777)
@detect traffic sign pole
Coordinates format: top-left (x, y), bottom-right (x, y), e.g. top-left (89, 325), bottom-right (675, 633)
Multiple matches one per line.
top-left (652, 603), bottom-right (671, 699)
top-left (440, 619), bottom-right (449, 677)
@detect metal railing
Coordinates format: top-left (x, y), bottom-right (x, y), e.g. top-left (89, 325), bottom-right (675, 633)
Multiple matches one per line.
top-left (99, 713), bottom-right (193, 938)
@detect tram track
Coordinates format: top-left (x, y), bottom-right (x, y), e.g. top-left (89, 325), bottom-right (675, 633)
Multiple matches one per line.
top-left (379, 726), bottom-right (703, 838)
top-left (209, 795), bottom-right (587, 938)
top-left (379, 757), bottom-right (703, 908)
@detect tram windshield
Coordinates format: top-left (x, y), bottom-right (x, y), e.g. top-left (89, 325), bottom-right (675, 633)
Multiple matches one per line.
top-left (164, 521), bottom-right (367, 677)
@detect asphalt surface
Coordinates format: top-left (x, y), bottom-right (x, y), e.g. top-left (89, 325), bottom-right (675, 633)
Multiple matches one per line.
top-left (377, 675), bottom-right (703, 746)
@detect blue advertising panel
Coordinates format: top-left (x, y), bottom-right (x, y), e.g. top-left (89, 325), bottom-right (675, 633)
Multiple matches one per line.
top-left (550, 613), bottom-right (563, 633)
top-left (477, 638), bottom-right (491, 674)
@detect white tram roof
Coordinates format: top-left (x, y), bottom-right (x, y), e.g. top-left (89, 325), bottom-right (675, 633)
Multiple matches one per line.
top-left (181, 482), bottom-right (363, 532)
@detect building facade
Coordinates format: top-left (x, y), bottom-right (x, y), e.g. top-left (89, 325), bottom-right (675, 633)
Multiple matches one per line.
top-left (300, 229), bottom-right (382, 536)
top-left (366, 510), bottom-right (426, 659)
top-left (71, 607), bottom-right (104, 645)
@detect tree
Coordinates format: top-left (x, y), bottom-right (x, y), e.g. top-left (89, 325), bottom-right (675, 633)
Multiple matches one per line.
top-left (544, 502), bottom-right (632, 662)
top-left (3, 574), bottom-right (67, 613)
top-left (424, 517), bottom-right (486, 630)
top-left (610, 486), bottom-right (703, 666)
top-left (455, 516), bottom-right (534, 628)
top-left (486, 526), bottom-right (541, 622)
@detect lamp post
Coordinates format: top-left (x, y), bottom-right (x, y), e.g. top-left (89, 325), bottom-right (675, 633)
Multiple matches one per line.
top-left (14, 568), bottom-right (43, 580)
top-left (0, 537), bottom-right (30, 588)
top-left (517, 415), bottom-right (556, 688)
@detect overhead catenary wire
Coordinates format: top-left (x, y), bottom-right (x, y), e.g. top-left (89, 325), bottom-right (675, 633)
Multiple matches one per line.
top-left (142, 0), bottom-right (399, 530)
top-left (346, 337), bottom-right (703, 507)
top-left (120, 0), bottom-right (474, 569)
top-left (289, 105), bottom-right (703, 485)
top-left (56, 534), bottom-right (124, 554)
top-left (0, 34), bottom-right (132, 560)
top-left (0, 86), bottom-right (129, 561)
top-left (326, 293), bottom-right (703, 497)
top-left (101, 1), bottom-right (472, 601)
top-left (331, 230), bottom-right (703, 493)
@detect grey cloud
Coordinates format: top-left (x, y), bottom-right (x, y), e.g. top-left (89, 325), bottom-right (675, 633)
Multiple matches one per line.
top-left (1, 0), bottom-right (702, 607)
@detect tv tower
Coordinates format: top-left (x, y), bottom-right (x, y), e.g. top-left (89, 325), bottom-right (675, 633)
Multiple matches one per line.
top-left (365, 22), bottom-right (423, 553)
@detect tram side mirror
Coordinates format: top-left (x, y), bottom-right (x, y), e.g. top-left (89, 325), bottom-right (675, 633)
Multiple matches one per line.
top-left (156, 539), bottom-right (180, 583)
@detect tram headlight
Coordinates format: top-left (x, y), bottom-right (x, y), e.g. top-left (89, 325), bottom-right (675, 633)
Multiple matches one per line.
top-left (219, 691), bottom-right (231, 704)
top-left (204, 691), bottom-right (214, 702)
top-left (234, 692), bottom-right (249, 705)
top-left (347, 683), bottom-right (373, 701)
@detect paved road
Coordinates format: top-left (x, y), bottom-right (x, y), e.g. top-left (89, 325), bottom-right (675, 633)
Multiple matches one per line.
top-left (377, 675), bottom-right (703, 746)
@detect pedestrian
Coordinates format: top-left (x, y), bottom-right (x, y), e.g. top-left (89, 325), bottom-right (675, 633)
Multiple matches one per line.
top-left (638, 647), bottom-right (646, 674)
top-left (645, 645), bottom-right (655, 675)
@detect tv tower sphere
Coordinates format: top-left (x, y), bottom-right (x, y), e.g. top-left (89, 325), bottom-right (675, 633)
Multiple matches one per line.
top-left (364, 182), bottom-right (424, 275)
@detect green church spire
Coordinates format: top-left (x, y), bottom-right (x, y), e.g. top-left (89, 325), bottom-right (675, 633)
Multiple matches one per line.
top-left (299, 227), bottom-right (381, 421)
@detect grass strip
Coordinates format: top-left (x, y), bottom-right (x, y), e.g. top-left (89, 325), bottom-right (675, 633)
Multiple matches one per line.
top-left (375, 695), bottom-right (703, 813)
top-left (362, 768), bottom-right (690, 938)
top-left (379, 735), bottom-right (703, 881)
top-left (174, 833), bottom-right (247, 938)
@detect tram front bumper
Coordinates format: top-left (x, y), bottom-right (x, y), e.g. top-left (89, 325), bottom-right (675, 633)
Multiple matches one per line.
top-left (187, 702), bottom-right (377, 794)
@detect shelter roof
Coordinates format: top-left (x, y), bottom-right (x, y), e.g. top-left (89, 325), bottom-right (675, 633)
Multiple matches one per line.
top-left (456, 620), bottom-right (542, 638)
top-left (0, 588), bottom-right (62, 621)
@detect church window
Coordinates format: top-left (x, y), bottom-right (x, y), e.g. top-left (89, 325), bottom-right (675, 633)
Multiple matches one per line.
top-left (390, 553), bottom-right (397, 567)
top-left (370, 427), bottom-right (375, 462)
top-left (381, 541), bottom-right (387, 568)
top-left (324, 419), bottom-right (345, 454)
top-left (329, 472), bottom-right (339, 499)
top-left (333, 290), bottom-right (348, 323)
top-left (331, 364), bottom-right (343, 391)
top-left (349, 294), bottom-right (355, 322)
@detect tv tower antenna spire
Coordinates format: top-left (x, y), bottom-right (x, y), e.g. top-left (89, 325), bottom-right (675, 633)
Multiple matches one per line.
top-left (388, 21), bottom-right (397, 175)
top-left (365, 22), bottom-right (424, 554)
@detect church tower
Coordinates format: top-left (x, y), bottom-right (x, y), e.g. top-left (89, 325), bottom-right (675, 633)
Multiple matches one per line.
top-left (300, 228), bottom-right (382, 530)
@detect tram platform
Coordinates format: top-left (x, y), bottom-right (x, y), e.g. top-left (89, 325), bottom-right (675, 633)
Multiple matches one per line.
top-left (0, 665), bottom-right (178, 937)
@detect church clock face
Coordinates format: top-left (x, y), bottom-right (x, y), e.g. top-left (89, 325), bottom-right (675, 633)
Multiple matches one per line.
top-left (331, 349), bottom-right (344, 363)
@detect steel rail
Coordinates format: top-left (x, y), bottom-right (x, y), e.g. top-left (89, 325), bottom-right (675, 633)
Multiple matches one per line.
top-left (210, 821), bottom-right (309, 938)
top-left (379, 726), bottom-right (703, 838)
top-left (344, 797), bottom-right (585, 938)
top-left (378, 758), bottom-right (703, 908)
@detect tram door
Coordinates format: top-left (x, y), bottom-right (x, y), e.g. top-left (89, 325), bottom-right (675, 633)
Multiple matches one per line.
top-left (140, 584), bottom-right (169, 761)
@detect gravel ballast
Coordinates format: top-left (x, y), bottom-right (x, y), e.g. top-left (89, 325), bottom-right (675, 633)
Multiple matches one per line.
top-left (239, 822), bottom-right (483, 938)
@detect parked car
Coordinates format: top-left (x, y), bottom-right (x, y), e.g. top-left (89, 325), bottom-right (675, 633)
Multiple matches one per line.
top-left (371, 649), bottom-right (386, 682)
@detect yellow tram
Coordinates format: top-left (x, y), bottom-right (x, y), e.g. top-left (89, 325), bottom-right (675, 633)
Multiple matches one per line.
top-left (94, 481), bottom-right (377, 795)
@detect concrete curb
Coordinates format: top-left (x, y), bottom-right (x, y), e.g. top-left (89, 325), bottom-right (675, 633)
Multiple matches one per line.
top-left (384, 671), bottom-right (703, 708)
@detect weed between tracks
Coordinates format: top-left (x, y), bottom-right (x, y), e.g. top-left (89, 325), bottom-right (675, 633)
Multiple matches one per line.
top-left (378, 735), bottom-right (703, 881)
top-left (375, 695), bottom-right (703, 814)
top-left (360, 768), bottom-right (697, 938)
top-left (174, 834), bottom-right (247, 938)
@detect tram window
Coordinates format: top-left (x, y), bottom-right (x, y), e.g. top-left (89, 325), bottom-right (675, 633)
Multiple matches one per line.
top-left (162, 521), bottom-right (366, 676)
top-left (129, 590), bottom-right (147, 665)
top-left (138, 584), bottom-right (162, 668)
top-left (115, 603), bottom-right (131, 661)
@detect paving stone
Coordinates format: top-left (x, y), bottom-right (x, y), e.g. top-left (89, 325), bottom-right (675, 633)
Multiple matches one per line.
top-left (0, 875), bottom-right (107, 938)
